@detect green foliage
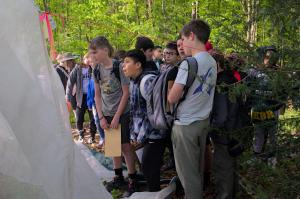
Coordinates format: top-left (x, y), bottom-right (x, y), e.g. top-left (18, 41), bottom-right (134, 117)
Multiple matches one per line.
top-left (111, 189), bottom-right (122, 199)
top-left (34, 0), bottom-right (299, 64)
top-left (34, 0), bottom-right (300, 197)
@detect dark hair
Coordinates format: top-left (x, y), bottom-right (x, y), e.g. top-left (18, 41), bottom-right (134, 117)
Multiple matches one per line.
top-left (114, 50), bottom-right (126, 61)
top-left (225, 53), bottom-right (245, 70)
top-left (154, 45), bottom-right (162, 50)
top-left (125, 49), bottom-right (147, 68)
top-left (181, 19), bottom-right (211, 44)
top-left (165, 41), bottom-right (179, 55)
top-left (264, 45), bottom-right (277, 53)
top-left (89, 36), bottom-right (114, 57)
top-left (210, 49), bottom-right (226, 70)
top-left (135, 36), bottom-right (154, 51)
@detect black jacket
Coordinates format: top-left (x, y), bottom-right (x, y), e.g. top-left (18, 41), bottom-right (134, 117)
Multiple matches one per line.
top-left (210, 71), bottom-right (240, 144)
top-left (55, 65), bottom-right (69, 91)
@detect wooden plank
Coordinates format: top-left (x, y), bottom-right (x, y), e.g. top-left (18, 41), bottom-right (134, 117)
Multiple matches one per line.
top-left (104, 125), bottom-right (121, 157)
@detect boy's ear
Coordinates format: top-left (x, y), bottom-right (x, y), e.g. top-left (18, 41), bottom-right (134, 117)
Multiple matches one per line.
top-left (189, 32), bottom-right (195, 41)
top-left (136, 61), bottom-right (142, 69)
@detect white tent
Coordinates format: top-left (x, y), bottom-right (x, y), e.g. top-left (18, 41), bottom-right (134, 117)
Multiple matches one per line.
top-left (0, 1), bottom-right (179, 198)
top-left (0, 0), bottom-right (112, 198)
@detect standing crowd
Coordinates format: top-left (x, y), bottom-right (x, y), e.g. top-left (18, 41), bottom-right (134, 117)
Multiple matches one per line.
top-left (54, 19), bottom-right (283, 199)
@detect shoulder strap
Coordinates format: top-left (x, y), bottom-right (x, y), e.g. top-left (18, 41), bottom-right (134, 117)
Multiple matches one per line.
top-left (185, 56), bottom-right (198, 88)
top-left (93, 64), bottom-right (101, 81)
top-left (111, 60), bottom-right (121, 82)
top-left (174, 57), bottom-right (198, 118)
top-left (181, 56), bottom-right (198, 100)
top-left (94, 61), bottom-right (121, 82)
top-left (56, 66), bottom-right (69, 78)
top-left (139, 74), bottom-right (156, 99)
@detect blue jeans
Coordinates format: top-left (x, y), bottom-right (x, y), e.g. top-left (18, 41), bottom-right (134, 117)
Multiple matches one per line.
top-left (92, 105), bottom-right (105, 140)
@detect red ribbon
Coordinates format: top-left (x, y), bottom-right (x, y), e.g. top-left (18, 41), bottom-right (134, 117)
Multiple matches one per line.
top-left (40, 12), bottom-right (57, 60)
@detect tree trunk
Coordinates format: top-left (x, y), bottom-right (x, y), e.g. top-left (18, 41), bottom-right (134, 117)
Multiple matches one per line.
top-left (145, 0), bottom-right (153, 19)
top-left (43, 0), bottom-right (49, 12)
top-left (162, 0), bottom-right (166, 38)
top-left (242, 0), bottom-right (259, 48)
top-left (191, 1), bottom-right (199, 19)
top-left (134, 0), bottom-right (140, 25)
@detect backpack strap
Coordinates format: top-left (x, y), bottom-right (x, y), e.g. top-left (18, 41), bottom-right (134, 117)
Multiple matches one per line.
top-left (111, 60), bottom-right (121, 82)
top-left (56, 66), bottom-right (69, 78)
top-left (179, 56), bottom-right (198, 102)
top-left (93, 60), bottom-right (121, 83)
top-left (174, 57), bottom-right (198, 118)
top-left (93, 64), bottom-right (101, 81)
top-left (140, 74), bottom-right (156, 99)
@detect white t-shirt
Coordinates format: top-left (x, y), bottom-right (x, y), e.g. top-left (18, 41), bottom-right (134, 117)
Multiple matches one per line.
top-left (174, 51), bottom-right (217, 125)
top-left (82, 68), bottom-right (89, 94)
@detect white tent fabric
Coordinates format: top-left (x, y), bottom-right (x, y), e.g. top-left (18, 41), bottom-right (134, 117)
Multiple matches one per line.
top-left (0, 0), bottom-right (111, 198)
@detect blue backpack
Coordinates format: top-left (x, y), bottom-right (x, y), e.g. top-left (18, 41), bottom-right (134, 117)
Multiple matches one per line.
top-left (140, 57), bottom-right (198, 130)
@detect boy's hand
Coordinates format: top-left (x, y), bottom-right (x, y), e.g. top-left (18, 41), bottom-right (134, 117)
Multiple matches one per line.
top-left (130, 140), bottom-right (143, 150)
top-left (110, 115), bottom-right (120, 129)
top-left (100, 117), bottom-right (109, 129)
top-left (66, 100), bottom-right (72, 113)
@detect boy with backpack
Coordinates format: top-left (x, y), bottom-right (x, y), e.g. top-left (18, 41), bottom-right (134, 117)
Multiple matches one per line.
top-left (88, 36), bottom-right (137, 195)
top-left (122, 49), bottom-right (167, 192)
top-left (168, 20), bottom-right (217, 199)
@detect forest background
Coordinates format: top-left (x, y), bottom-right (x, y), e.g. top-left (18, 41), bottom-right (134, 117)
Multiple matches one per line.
top-left (34, 0), bottom-right (300, 198)
top-left (34, 0), bottom-right (299, 68)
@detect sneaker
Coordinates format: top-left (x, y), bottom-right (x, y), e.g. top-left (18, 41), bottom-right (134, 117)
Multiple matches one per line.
top-left (104, 176), bottom-right (126, 192)
top-left (122, 178), bottom-right (138, 198)
top-left (170, 176), bottom-right (184, 197)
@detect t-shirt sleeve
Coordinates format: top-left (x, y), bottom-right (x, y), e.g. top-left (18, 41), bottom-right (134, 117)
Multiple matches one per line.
top-left (174, 60), bottom-right (188, 85)
top-left (119, 63), bottom-right (130, 86)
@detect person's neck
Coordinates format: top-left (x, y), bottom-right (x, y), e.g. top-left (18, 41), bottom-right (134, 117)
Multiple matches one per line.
top-left (101, 57), bottom-right (113, 68)
top-left (133, 69), bottom-right (143, 80)
top-left (191, 42), bottom-right (206, 56)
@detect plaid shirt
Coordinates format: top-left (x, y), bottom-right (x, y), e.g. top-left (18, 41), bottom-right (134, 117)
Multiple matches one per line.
top-left (130, 75), bottom-right (165, 143)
